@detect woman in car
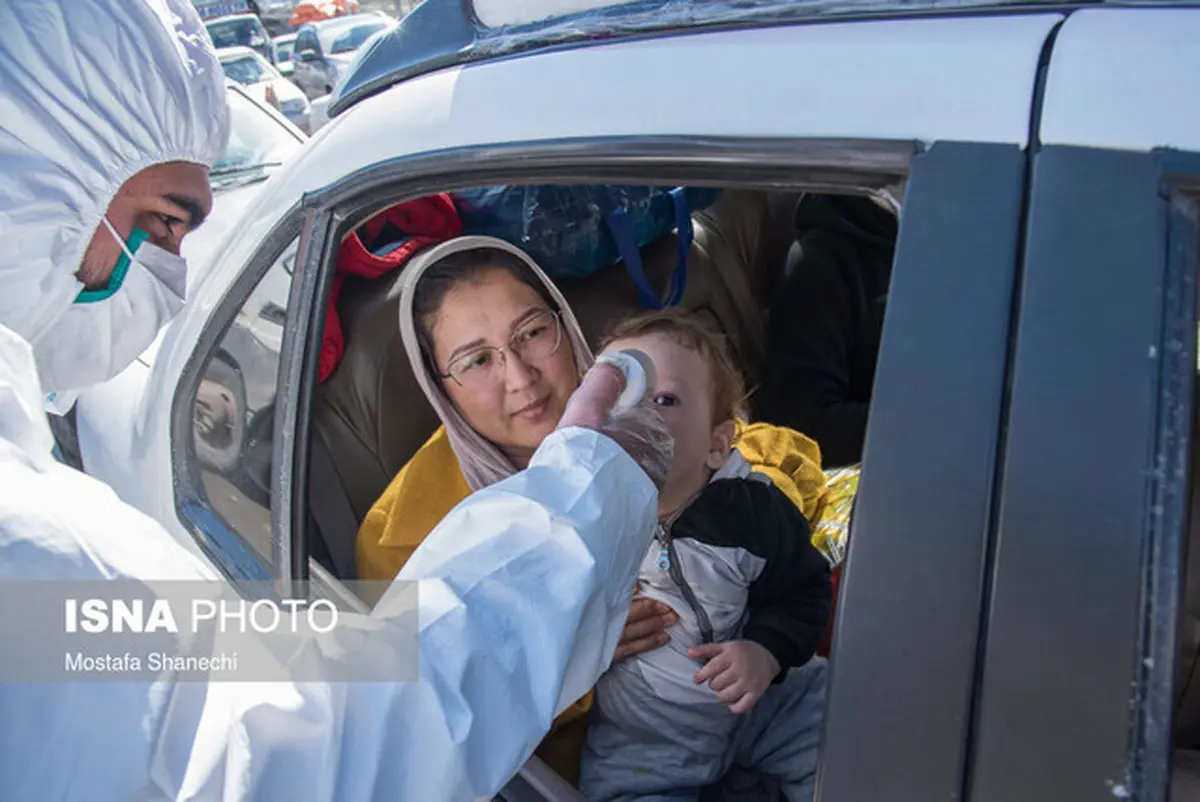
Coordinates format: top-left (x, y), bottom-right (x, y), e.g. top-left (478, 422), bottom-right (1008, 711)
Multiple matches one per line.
top-left (355, 234), bottom-right (829, 786)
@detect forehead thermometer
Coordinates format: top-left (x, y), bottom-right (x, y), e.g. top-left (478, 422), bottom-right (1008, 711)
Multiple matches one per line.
top-left (595, 348), bottom-right (656, 415)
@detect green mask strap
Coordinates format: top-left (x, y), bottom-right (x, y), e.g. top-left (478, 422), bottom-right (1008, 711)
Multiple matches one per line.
top-left (77, 221), bottom-right (150, 304)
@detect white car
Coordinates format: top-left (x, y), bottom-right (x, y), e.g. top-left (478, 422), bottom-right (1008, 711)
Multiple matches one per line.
top-left (289, 13), bottom-right (396, 99)
top-left (193, 81), bottom-right (307, 277)
top-left (218, 45), bottom-right (312, 133)
top-left (66, 1), bottom-right (1200, 799)
top-left (204, 11), bottom-right (276, 65)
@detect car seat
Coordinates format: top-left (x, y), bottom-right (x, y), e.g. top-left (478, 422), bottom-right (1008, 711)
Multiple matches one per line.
top-left (307, 190), bottom-right (796, 581)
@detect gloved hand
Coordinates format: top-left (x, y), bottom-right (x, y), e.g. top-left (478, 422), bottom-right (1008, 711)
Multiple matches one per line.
top-left (557, 361), bottom-right (673, 492)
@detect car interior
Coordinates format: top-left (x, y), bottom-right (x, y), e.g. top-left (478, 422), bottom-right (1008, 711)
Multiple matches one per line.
top-left (301, 186), bottom-right (879, 584)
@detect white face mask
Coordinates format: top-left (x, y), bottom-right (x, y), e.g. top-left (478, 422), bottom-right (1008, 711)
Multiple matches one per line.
top-left (34, 216), bottom-right (188, 400)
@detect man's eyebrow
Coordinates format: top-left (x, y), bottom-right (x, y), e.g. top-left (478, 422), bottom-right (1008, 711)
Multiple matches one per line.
top-left (165, 194), bottom-right (208, 228)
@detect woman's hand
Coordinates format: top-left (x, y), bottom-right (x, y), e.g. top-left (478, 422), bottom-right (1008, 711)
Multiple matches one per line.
top-left (613, 596), bottom-right (677, 664)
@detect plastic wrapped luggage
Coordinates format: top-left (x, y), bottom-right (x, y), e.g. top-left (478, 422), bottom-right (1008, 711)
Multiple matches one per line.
top-left (453, 185), bottom-right (721, 293)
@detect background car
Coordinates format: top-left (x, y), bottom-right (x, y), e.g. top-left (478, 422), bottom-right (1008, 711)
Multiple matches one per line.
top-left (289, 13), bottom-right (396, 99)
top-left (305, 22), bottom-right (388, 133)
top-left (64, 2), bottom-right (1200, 800)
top-left (205, 12), bottom-right (277, 65)
top-left (191, 0), bottom-right (254, 21)
top-left (273, 32), bottom-right (297, 77)
top-left (254, 0), bottom-right (300, 36)
top-left (218, 45), bottom-right (312, 132)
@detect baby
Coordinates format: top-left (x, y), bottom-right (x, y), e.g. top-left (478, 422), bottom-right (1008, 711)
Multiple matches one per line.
top-left (580, 309), bottom-right (832, 802)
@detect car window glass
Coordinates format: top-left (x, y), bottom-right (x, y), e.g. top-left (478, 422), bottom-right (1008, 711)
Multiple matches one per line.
top-left (297, 28), bottom-right (320, 55)
top-left (221, 55), bottom-right (271, 86)
top-left (317, 20), bottom-right (369, 53)
top-left (189, 239), bottom-right (297, 564)
top-left (328, 23), bottom-right (386, 54)
top-left (207, 18), bottom-right (265, 49)
top-left (211, 89), bottom-right (303, 187)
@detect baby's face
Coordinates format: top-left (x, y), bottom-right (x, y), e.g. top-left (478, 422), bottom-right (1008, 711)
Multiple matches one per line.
top-left (601, 332), bottom-right (731, 516)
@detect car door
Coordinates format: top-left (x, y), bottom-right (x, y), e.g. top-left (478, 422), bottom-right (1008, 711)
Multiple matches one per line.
top-left (965, 8), bottom-right (1200, 802)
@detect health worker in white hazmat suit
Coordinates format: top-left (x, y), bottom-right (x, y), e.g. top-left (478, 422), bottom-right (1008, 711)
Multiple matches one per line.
top-left (0, 1), bottom-right (672, 800)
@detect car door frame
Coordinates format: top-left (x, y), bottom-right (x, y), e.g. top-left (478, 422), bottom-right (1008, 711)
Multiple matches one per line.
top-left (959, 5), bottom-right (1200, 798)
top-left (963, 146), bottom-right (1200, 802)
top-left (261, 131), bottom-right (1028, 800)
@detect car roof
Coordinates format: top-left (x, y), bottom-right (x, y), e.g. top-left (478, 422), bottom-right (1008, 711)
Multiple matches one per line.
top-left (274, 33), bottom-right (298, 42)
top-left (206, 13), bottom-right (261, 25)
top-left (330, 0), bottom-right (1116, 118)
top-left (216, 45), bottom-right (266, 62)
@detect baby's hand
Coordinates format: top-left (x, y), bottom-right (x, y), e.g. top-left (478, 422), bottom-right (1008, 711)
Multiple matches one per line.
top-left (689, 640), bottom-right (781, 715)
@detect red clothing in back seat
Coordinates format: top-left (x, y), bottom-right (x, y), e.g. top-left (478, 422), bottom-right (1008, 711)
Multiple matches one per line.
top-left (319, 194), bottom-right (462, 383)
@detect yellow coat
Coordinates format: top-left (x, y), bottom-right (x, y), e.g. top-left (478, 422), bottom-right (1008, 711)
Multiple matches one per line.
top-left (355, 421), bottom-right (827, 785)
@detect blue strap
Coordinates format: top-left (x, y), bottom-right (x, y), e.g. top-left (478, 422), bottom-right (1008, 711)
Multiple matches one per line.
top-left (667, 187), bottom-right (691, 307)
top-left (602, 188), bottom-right (692, 309)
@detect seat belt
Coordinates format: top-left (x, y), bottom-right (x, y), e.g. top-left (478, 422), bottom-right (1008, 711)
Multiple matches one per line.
top-left (307, 432), bottom-right (360, 580)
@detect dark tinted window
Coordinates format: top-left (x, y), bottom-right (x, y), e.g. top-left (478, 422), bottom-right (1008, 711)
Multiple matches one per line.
top-left (296, 28), bottom-right (320, 56)
top-left (207, 17), bottom-right (268, 49)
top-left (328, 22), bottom-right (387, 54)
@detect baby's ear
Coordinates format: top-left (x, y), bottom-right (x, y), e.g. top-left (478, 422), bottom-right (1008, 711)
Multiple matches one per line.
top-left (706, 420), bottom-right (738, 470)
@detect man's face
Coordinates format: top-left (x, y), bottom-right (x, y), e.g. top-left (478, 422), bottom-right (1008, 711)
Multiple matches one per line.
top-left (78, 161), bottom-right (213, 290)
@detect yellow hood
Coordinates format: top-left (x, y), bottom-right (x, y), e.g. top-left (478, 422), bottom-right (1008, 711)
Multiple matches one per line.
top-left (735, 421), bottom-right (827, 521)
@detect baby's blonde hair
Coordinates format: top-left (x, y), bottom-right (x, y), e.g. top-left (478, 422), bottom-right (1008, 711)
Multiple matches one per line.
top-left (600, 309), bottom-right (746, 425)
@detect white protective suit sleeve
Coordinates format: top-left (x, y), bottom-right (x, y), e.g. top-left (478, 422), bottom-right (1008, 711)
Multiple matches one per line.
top-left (154, 427), bottom-right (658, 801)
top-left (0, 324), bottom-right (658, 802)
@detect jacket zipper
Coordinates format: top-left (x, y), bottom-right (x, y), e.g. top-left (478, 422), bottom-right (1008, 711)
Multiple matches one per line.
top-left (657, 517), bottom-right (715, 645)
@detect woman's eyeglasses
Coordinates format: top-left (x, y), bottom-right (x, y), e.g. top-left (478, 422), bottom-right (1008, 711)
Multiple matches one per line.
top-left (440, 309), bottom-right (564, 389)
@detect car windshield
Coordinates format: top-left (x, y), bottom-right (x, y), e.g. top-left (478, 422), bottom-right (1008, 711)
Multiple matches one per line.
top-left (210, 88), bottom-right (304, 189)
top-left (324, 22), bottom-right (387, 54)
top-left (275, 39), bottom-right (294, 61)
top-left (221, 54), bottom-right (272, 85)
top-left (207, 18), bottom-right (266, 49)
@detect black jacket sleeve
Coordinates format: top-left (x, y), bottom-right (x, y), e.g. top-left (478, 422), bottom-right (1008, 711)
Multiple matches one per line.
top-left (676, 479), bottom-right (832, 673)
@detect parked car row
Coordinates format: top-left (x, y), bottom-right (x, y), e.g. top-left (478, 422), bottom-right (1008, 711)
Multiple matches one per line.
top-left (204, 9), bottom-right (395, 133)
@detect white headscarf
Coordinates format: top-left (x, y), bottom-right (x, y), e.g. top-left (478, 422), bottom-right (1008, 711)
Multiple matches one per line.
top-left (0, 0), bottom-right (230, 347)
top-left (398, 236), bottom-right (595, 491)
